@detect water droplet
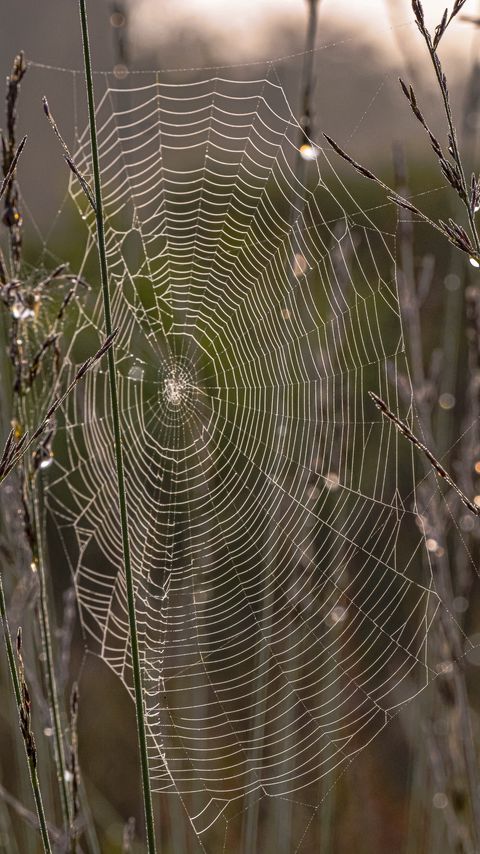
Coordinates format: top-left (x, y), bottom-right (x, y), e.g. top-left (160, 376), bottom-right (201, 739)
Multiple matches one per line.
top-left (325, 472), bottom-right (340, 491)
top-left (110, 11), bottom-right (125, 27)
top-left (433, 792), bottom-right (448, 810)
top-left (113, 64), bottom-right (129, 80)
top-left (299, 142), bottom-right (318, 161)
top-left (438, 392), bottom-right (455, 410)
top-left (11, 299), bottom-right (34, 320)
top-left (40, 454), bottom-right (54, 470)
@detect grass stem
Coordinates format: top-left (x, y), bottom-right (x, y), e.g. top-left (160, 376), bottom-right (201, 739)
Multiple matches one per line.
top-left (32, 485), bottom-right (72, 832)
top-left (77, 1), bottom-right (157, 850)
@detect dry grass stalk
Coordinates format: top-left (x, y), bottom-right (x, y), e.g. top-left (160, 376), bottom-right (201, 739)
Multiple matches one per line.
top-left (0, 52), bottom-right (114, 850)
top-left (0, 578), bottom-right (52, 852)
top-left (2, 52), bottom-right (26, 276)
top-left (0, 330), bottom-right (117, 485)
top-left (325, 3), bottom-right (480, 849)
top-left (369, 391), bottom-right (480, 516)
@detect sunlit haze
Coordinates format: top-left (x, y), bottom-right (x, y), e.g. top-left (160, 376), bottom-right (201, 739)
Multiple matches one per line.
top-left (129, 0), bottom-right (479, 65)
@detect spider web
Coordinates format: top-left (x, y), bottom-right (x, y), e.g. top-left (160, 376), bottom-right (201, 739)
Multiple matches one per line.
top-left (34, 68), bottom-right (440, 836)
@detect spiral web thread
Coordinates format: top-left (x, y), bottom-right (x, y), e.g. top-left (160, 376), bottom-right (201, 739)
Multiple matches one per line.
top-left (38, 69), bottom-right (441, 835)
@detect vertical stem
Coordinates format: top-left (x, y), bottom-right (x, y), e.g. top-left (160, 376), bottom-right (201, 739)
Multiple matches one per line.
top-left (299, 0), bottom-right (318, 129)
top-left (405, 719), bottom-right (428, 854)
top-left (0, 571), bottom-right (52, 854)
top-left (436, 255), bottom-right (467, 455)
top-left (241, 573), bottom-right (275, 854)
top-left (270, 2), bottom-right (322, 848)
top-left (318, 621), bottom-right (339, 854)
top-left (32, 484), bottom-right (72, 832)
top-left (77, 2), bottom-right (157, 851)
top-left (79, 786), bottom-right (102, 854)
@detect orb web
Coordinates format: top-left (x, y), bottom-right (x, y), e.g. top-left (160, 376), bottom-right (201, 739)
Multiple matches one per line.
top-left (41, 70), bottom-right (438, 834)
